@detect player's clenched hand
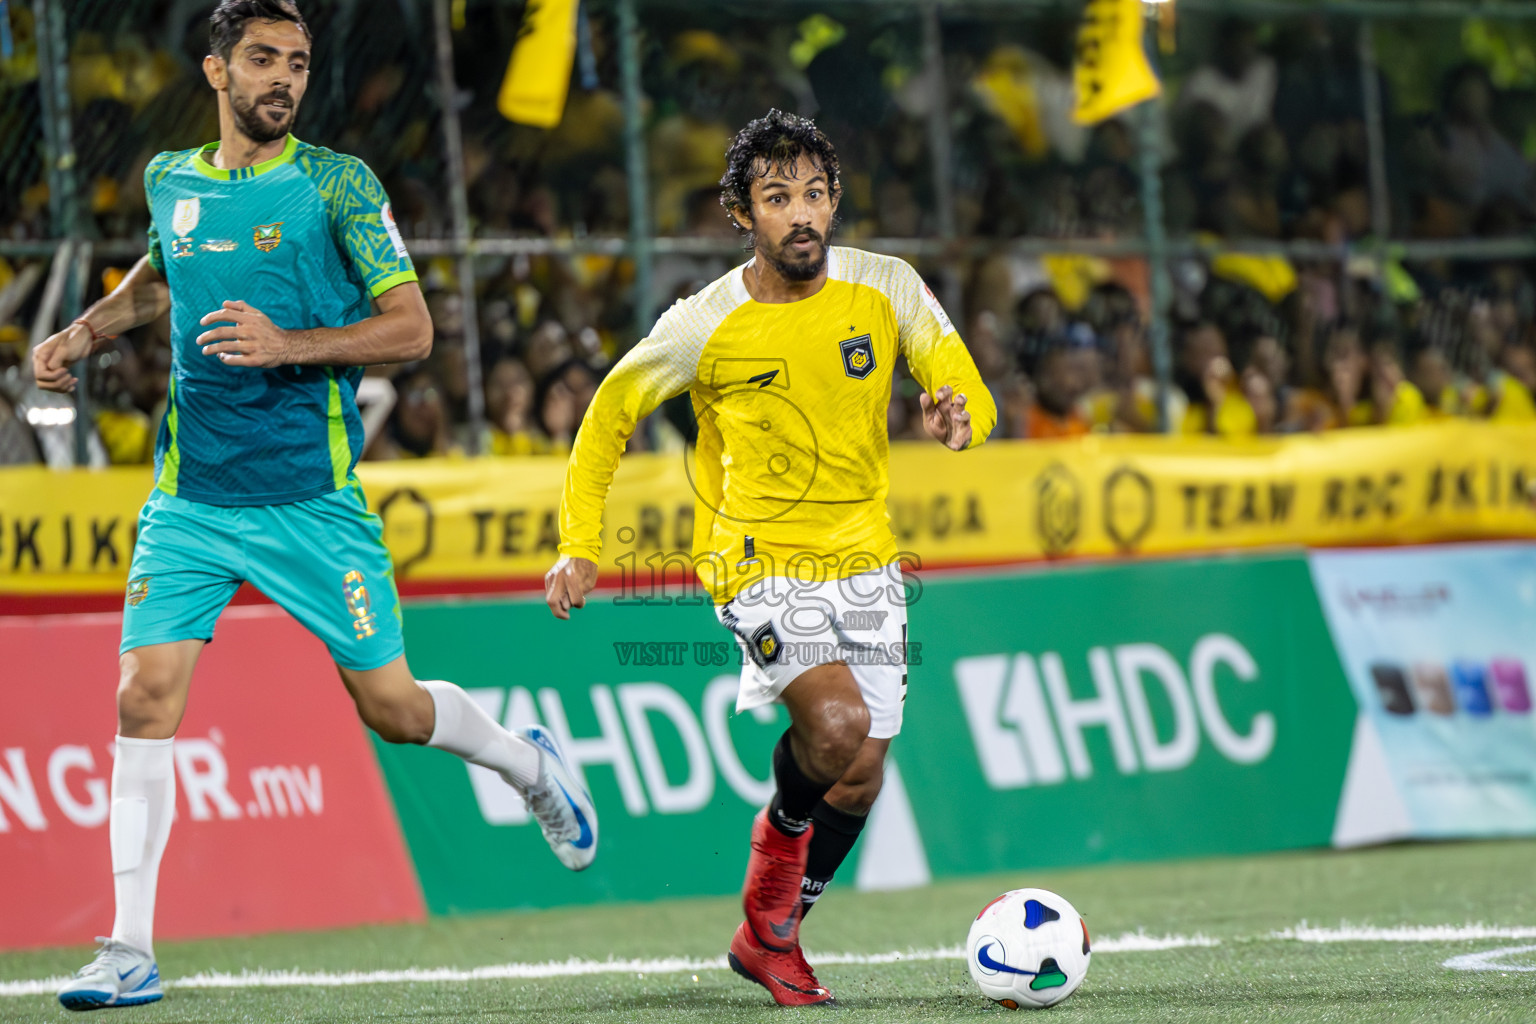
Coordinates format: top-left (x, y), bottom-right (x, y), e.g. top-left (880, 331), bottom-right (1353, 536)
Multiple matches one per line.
top-left (920, 385), bottom-right (973, 451)
top-left (31, 323), bottom-right (96, 393)
top-left (545, 556), bottom-right (598, 620)
top-left (197, 300), bottom-right (294, 367)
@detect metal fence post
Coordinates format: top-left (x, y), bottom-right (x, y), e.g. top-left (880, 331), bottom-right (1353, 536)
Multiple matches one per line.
top-left (1358, 19), bottom-right (1391, 244)
top-left (618, 0), bottom-right (654, 343)
top-left (1137, 101), bottom-right (1174, 434)
top-left (1359, 12), bottom-right (1392, 334)
top-left (35, 0), bottom-right (89, 462)
top-left (65, 240), bottom-right (92, 464)
top-left (921, 2), bottom-right (957, 242)
top-left (35, 0), bottom-right (76, 258)
top-left (921, 1), bottom-right (965, 323)
top-left (432, 0), bottom-right (486, 453)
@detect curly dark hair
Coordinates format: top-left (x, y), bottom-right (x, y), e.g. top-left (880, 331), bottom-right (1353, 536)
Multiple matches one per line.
top-left (210, 0), bottom-right (310, 63)
top-left (719, 109), bottom-right (841, 249)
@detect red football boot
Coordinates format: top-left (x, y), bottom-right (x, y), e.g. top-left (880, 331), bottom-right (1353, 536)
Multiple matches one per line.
top-left (728, 921), bottom-right (837, 1007)
top-left (742, 809), bottom-right (813, 951)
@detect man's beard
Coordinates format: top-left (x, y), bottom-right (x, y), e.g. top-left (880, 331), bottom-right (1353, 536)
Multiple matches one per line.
top-left (231, 88), bottom-right (296, 144)
top-left (760, 226), bottom-right (829, 282)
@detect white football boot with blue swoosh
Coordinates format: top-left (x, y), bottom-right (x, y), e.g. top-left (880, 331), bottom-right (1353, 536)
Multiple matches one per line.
top-left (58, 938), bottom-right (163, 1011)
top-left (516, 726), bottom-right (599, 871)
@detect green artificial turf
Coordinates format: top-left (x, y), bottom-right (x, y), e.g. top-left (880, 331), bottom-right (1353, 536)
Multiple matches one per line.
top-left (4, 839), bottom-right (1535, 1022)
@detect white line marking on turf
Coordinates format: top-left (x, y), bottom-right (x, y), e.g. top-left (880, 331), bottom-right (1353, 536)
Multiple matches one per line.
top-left (1095, 931), bottom-right (1220, 952)
top-left (18, 926), bottom-right (1536, 998)
top-left (0, 934), bottom-right (1215, 998)
top-left (1443, 944), bottom-right (1536, 972)
top-left (1274, 923), bottom-right (1536, 943)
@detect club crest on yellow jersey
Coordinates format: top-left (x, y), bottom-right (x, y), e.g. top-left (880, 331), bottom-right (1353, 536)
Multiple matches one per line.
top-left (841, 334), bottom-right (876, 380)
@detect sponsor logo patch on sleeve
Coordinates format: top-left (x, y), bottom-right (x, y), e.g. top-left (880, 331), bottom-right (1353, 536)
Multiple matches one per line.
top-left (381, 203), bottom-right (410, 260)
top-left (920, 281), bottom-right (956, 335)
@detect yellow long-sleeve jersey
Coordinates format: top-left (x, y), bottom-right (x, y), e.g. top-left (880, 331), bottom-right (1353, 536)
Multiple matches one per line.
top-left (558, 246), bottom-right (997, 602)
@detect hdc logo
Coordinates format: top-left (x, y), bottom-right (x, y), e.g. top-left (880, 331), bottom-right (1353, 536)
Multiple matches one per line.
top-left (955, 634), bottom-right (1274, 787)
top-left (460, 679), bottom-right (782, 824)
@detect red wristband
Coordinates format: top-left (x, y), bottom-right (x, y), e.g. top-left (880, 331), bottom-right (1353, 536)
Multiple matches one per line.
top-left (71, 317), bottom-right (116, 344)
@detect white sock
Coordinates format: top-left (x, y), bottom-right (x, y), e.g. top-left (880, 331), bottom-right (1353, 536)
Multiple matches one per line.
top-left (109, 736), bottom-right (176, 958)
top-left (421, 680), bottom-right (541, 790)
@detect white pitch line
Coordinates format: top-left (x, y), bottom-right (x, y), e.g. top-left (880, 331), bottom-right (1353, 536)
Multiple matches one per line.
top-left (0, 933), bottom-right (1215, 999)
top-left (1274, 923), bottom-right (1536, 943)
top-left (1443, 944), bottom-right (1536, 972)
top-left (1095, 931), bottom-right (1220, 952)
top-left (18, 926), bottom-right (1535, 999)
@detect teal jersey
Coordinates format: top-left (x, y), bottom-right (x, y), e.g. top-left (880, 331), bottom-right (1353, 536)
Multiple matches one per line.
top-left (144, 135), bottom-right (417, 506)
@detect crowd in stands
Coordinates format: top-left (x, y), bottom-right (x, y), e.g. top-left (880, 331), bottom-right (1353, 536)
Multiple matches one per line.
top-left (2, 7), bottom-right (1536, 467)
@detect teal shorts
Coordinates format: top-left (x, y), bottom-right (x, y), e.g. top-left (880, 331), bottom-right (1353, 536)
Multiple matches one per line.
top-left (121, 480), bottom-right (405, 671)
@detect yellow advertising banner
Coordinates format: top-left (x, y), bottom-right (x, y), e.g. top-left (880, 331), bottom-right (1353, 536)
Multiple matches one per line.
top-left (1, 423), bottom-right (1534, 598)
top-left (1073, 0), bottom-right (1162, 125)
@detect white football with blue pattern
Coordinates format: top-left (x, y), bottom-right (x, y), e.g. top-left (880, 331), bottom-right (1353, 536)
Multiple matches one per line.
top-left (966, 887), bottom-right (1090, 1009)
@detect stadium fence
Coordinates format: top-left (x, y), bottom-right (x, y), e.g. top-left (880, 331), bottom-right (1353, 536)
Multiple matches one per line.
top-left (5, 0), bottom-right (1536, 458)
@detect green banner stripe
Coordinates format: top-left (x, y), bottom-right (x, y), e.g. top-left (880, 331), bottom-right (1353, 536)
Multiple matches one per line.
top-left (375, 552), bottom-right (1356, 914)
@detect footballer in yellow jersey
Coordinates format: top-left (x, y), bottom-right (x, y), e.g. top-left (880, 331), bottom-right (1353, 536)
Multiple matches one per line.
top-left (557, 240), bottom-right (992, 602)
top-left (545, 110), bottom-right (994, 1007)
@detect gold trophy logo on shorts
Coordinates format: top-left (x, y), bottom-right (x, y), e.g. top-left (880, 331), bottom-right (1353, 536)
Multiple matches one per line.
top-left (342, 570), bottom-right (378, 639)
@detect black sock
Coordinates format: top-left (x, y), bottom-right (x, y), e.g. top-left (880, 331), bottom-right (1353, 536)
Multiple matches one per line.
top-left (799, 800), bottom-right (868, 920)
top-left (768, 730), bottom-right (833, 837)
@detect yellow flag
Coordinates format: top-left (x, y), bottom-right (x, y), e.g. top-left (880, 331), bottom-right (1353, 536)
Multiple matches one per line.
top-left (1209, 251), bottom-right (1299, 305)
top-left (1073, 0), bottom-right (1161, 125)
top-left (1042, 253), bottom-right (1113, 311)
top-left (498, 0), bottom-right (579, 129)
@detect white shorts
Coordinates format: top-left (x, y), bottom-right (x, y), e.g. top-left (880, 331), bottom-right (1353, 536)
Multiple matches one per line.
top-left (715, 562), bottom-right (911, 740)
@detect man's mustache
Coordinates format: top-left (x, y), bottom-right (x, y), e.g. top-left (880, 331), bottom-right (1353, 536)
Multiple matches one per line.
top-left (781, 228), bottom-right (822, 248)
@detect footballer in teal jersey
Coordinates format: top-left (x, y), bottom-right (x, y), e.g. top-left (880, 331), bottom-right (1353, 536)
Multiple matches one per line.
top-left (144, 133), bottom-right (417, 505)
top-left (34, 2), bottom-right (597, 1011)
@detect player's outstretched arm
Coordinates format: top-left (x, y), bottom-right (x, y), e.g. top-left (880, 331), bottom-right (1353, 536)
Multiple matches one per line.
top-left (33, 255), bottom-right (170, 393)
top-left (545, 305), bottom-right (699, 618)
top-left (904, 333), bottom-right (997, 452)
top-left (195, 281), bottom-right (431, 369)
top-left (890, 258), bottom-right (996, 449)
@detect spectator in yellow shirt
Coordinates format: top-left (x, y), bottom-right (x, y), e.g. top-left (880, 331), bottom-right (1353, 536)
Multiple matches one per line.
top-left (1489, 339), bottom-right (1536, 422)
top-left (1293, 326), bottom-right (1426, 430)
top-left (1174, 321), bottom-right (1259, 437)
top-left (536, 358), bottom-right (600, 453)
top-left (484, 357), bottom-right (552, 456)
top-left (1364, 341), bottom-right (1428, 426)
top-left (1094, 317), bottom-right (1159, 433)
top-left (1406, 342), bottom-right (1464, 419)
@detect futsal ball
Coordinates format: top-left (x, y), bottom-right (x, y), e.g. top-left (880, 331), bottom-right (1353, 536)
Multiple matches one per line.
top-left (966, 888), bottom-right (1090, 1009)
